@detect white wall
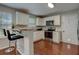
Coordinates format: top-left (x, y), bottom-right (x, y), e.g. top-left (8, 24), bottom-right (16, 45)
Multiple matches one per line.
top-left (61, 11), bottom-right (79, 45)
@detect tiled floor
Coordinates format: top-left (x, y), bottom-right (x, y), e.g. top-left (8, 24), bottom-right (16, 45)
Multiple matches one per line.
top-left (34, 40), bottom-right (79, 55)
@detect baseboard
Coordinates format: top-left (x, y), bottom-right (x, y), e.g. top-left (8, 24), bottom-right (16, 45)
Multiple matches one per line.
top-left (34, 39), bottom-right (79, 46)
top-left (34, 39), bottom-right (43, 43)
top-left (61, 41), bottom-right (79, 46)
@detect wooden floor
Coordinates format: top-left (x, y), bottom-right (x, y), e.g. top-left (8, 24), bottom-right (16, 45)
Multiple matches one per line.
top-left (34, 40), bottom-right (79, 55)
top-left (0, 46), bottom-right (20, 55)
top-left (0, 39), bottom-right (79, 55)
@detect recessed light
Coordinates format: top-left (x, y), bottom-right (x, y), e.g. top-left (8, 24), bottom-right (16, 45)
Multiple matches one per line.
top-left (48, 3), bottom-right (54, 8)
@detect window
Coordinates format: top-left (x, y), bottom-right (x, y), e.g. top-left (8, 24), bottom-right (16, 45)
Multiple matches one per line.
top-left (0, 12), bottom-right (12, 37)
top-left (28, 15), bottom-right (36, 27)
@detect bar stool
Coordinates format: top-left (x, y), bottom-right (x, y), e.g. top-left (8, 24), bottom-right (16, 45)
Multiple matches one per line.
top-left (3, 29), bottom-right (24, 54)
top-left (3, 29), bottom-right (16, 53)
top-left (3, 29), bottom-right (16, 36)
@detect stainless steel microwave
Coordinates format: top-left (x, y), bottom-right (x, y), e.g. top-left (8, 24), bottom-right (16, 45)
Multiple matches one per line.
top-left (46, 21), bottom-right (54, 26)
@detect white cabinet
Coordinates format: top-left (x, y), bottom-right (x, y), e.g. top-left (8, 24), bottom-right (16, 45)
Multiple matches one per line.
top-left (45, 16), bottom-right (53, 21)
top-left (42, 18), bottom-right (46, 26)
top-left (42, 16), bottom-right (54, 26)
top-left (36, 17), bottom-right (45, 26)
top-left (36, 17), bottom-right (41, 25)
top-left (36, 16), bottom-right (53, 26)
top-left (33, 31), bottom-right (44, 41)
top-left (53, 31), bottom-right (60, 43)
top-left (53, 15), bottom-right (61, 26)
top-left (16, 12), bottom-right (29, 25)
top-left (37, 15), bottom-right (60, 26)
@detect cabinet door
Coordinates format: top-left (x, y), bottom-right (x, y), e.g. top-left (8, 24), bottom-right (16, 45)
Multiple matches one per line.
top-left (54, 15), bottom-right (61, 26)
top-left (53, 32), bottom-right (60, 43)
top-left (45, 16), bottom-right (53, 21)
top-left (43, 18), bottom-right (46, 26)
top-left (36, 18), bottom-right (39, 25)
top-left (36, 17), bottom-right (45, 26)
top-left (33, 31), bottom-right (44, 41)
top-left (36, 17), bottom-right (41, 25)
top-left (39, 18), bottom-right (44, 25)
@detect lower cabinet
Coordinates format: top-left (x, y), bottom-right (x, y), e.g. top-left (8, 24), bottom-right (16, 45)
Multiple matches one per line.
top-left (33, 31), bottom-right (44, 41)
top-left (53, 31), bottom-right (61, 43)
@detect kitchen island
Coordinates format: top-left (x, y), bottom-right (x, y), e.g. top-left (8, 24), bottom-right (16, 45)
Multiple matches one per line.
top-left (13, 27), bottom-right (61, 55)
top-left (13, 28), bottom-right (44, 55)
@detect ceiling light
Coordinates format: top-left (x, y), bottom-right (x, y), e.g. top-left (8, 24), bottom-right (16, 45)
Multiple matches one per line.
top-left (48, 3), bottom-right (54, 8)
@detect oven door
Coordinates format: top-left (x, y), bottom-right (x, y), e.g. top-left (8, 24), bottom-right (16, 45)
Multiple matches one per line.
top-left (45, 31), bottom-right (53, 39)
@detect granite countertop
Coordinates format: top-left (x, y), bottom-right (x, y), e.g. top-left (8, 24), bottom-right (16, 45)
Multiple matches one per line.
top-left (13, 29), bottom-right (61, 33)
top-left (13, 28), bottom-right (44, 32)
top-left (13, 27), bottom-right (61, 32)
top-left (20, 29), bottom-right (36, 31)
top-left (13, 28), bottom-right (61, 32)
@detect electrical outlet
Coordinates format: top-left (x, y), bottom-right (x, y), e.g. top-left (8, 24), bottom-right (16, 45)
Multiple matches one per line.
top-left (67, 45), bottom-right (71, 49)
top-left (68, 38), bottom-right (71, 42)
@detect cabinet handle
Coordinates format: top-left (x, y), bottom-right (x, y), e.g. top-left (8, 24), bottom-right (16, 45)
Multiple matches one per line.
top-left (63, 31), bottom-right (65, 32)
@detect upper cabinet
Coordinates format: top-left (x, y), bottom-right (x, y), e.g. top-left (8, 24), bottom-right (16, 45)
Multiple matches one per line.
top-left (45, 16), bottom-right (53, 21)
top-left (36, 17), bottom-right (45, 26)
top-left (42, 16), bottom-right (54, 26)
top-left (53, 15), bottom-right (61, 26)
top-left (16, 12), bottom-right (29, 25)
top-left (15, 11), bottom-right (61, 26)
top-left (42, 15), bottom-right (61, 26)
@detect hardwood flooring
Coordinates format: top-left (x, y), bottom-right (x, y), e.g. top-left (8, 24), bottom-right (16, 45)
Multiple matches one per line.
top-left (0, 46), bottom-right (20, 55)
top-left (0, 39), bottom-right (79, 55)
top-left (34, 40), bottom-right (79, 55)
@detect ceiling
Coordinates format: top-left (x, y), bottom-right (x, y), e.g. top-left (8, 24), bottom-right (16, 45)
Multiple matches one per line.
top-left (2, 3), bottom-right (79, 16)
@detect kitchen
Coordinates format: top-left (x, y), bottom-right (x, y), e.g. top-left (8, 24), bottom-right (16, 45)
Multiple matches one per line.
top-left (14, 12), bottom-right (61, 42)
top-left (13, 12), bottom-right (61, 54)
top-left (0, 3), bottom-right (79, 55)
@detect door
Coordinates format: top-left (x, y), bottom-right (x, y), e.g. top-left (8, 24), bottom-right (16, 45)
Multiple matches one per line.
top-left (62, 14), bottom-right (70, 42)
top-left (61, 13), bottom-right (78, 44)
